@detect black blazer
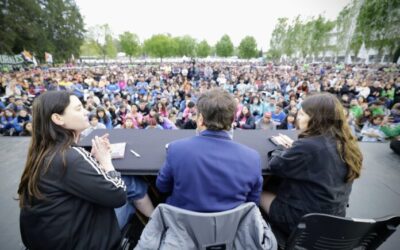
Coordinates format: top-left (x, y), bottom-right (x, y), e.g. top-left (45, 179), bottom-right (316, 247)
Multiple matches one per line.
top-left (268, 135), bottom-right (352, 216)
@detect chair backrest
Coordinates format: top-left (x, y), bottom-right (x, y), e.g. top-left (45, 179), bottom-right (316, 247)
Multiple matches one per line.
top-left (161, 202), bottom-right (254, 249)
top-left (135, 202), bottom-right (277, 250)
top-left (285, 213), bottom-right (400, 250)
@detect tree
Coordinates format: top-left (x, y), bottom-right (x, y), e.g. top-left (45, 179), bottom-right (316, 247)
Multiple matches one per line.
top-left (86, 24), bottom-right (114, 61)
top-left (266, 49), bottom-right (281, 60)
top-left (143, 34), bottom-right (174, 58)
top-left (119, 31), bottom-right (140, 61)
top-left (215, 35), bottom-right (234, 57)
top-left (104, 34), bottom-right (117, 59)
top-left (335, 4), bottom-right (352, 59)
top-left (196, 40), bottom-right (211, 58)
top-left (309, 15), bottom-right (335, 58)
top-left (173, 35), bottom-right (197, 57)
top-left (40, 0), bottom-right (85, 62)
top-left (298, 18), bottom-right (315, 59)
top-left (282, 23), bottom-right (296, 58)
top-left (268, 18), bottom-right (288, 60)
top-left (0, 0), bottom-right (85, 62)
top-left (334, 0), bottom-right (400, 62)
top-left (238, 36), bottom-right (258, 59)
top-left (0, 0), bottom-right (46, 55)
top-left (80, 39), bottom-right (101, 57)
top-left (357, 0), bottom-right (400, 62)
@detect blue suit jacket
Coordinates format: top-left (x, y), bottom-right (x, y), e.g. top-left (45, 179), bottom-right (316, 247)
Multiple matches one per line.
top-left (156, 130), bottom-right (263, 212)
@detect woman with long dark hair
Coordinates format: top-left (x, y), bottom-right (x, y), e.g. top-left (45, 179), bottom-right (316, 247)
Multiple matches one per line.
top-left (157, 102), bottom-right (169, 117)
top-left (18, 91), bottom-right (126, 250)
top-left (276, 112), bottom-right (296, 130)
top-left (95, 106), bottom-right (113, 129)
top-left (261, 93), bottom-right (363, 236)
top-left (235, 105), bottom-right (256, 129)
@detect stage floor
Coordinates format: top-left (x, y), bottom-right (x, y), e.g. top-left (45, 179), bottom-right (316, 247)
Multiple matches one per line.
top-left (1, 137), bottom-right (399, 250)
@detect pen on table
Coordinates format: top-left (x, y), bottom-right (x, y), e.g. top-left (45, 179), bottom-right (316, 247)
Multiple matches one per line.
top-left (130, 149), bottom-right (141, 158)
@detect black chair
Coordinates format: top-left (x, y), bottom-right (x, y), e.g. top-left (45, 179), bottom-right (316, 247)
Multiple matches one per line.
top-left (280, 213), bottom-right (400, 250)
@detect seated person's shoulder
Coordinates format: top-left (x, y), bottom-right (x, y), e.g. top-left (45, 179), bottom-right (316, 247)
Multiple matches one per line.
top-left (67, 146), bottom-right (91, 162)
top-left (166, 137), bottom-right (194, 152)
top-left (294, 135), bottom-right (330, 152)
top-left (43, 147), bottom-right (86, 176)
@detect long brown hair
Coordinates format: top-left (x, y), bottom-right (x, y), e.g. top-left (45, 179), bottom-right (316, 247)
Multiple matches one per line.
top-left (18, 91), bottom-right (76, 207)
top-left (300, 93), bottom-right (363, 182)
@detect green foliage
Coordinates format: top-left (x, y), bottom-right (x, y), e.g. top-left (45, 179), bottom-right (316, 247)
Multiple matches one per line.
top-left (268, 18), bottom-right (288, 59)
top-left (266, 49), bottom-right (282, 60)
top-left (196, 40), bottom-right (211, 58)
top-left (268, 0), bottom-right (400, 62)
top-left (119, 31), bottom-right (140, 59)
top-left (0, 0), bottom-right (85, 62)
top-left (104, 34), bottom-right (117, 59)
top-left (295, 17), bottom-right (313, 58)
top-left (80, 39), bottom-right (101, 57)
top-left (173, 35), bottom-right (197, 57)
top-left (356, 0), bottom-right (400, 61)
top-left (238, 36), bottom-right (258, 59)
top-left (310, 15), bottom-right (335, 57)
top-left (143, 34), bottom-right (175, 58)
top-left (282, 23), bottom-right (296, 58)
top-left (210, 46), bottom-right (216, 57)
top-left (0, 0), bottom-right (45, 55)
top-left (215, 35), bottom-right (234, 57)
top-left (85, 24), bottom-right (116, 60)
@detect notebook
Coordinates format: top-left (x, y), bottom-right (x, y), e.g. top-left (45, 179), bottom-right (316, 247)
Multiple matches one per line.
top-left (110, 142), bottom-right (126, 159)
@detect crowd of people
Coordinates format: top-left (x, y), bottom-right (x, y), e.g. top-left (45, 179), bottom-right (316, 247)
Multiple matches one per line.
top-left (11, 61), bottom-right (399, 249)
top-left (1, 61), bottom-right (399, 147)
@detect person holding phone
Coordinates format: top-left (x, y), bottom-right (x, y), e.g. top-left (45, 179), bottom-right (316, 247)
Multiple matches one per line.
top-left (261, 93), bottom-right (363, 236)
top-left (18, 91), bottom-right (126, 250)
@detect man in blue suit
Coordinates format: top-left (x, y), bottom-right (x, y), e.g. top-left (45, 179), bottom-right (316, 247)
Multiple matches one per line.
top-left (156, 89), bottom-right (263, 212)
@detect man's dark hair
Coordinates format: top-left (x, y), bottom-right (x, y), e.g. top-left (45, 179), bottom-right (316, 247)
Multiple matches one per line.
top-left (187, 101), bottom-right (195, 108)
top-left (197, 89), bottom-right (235, 131)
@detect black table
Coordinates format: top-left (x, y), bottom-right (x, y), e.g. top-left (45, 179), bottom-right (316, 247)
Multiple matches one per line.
top-left (80, 129), bottom-right (297, 175)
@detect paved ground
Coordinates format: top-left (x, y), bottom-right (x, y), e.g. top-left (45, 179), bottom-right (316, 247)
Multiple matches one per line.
top-left (0, 137), bottom-right (399, 250)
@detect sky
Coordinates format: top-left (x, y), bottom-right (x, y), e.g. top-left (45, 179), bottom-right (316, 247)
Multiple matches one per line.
top-left (75, 0), bottom-right (352, 51)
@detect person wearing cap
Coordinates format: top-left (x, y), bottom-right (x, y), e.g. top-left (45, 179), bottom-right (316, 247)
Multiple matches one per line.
top-left (256, 112), bottom-right (276, 130)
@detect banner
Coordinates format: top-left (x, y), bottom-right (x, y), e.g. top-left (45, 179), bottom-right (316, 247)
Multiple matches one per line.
top-left (0, 54), bottom-right (25, 65)
top-left (45, 52), bottom-right (53, 64)
top-left (21, 50), bottom-right (33, 63)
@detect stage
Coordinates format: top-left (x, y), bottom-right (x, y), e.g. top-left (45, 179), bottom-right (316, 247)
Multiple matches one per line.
top-left (0, 136), bottom-right (399, 250)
